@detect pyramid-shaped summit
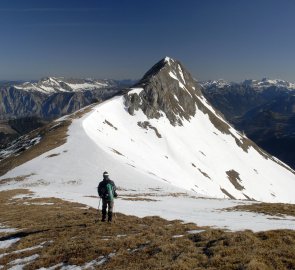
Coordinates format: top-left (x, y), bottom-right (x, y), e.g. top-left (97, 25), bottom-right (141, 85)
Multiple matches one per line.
top-left (1, 57), bottom-right (295, 203)
top-left (125, 56), bottom-right (203, 126)
top-left (138, 56), bottom-right (198, 89)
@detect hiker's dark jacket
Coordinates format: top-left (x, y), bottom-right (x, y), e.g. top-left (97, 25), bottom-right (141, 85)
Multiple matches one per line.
top-left (97, 177), bottom-right (117, 200)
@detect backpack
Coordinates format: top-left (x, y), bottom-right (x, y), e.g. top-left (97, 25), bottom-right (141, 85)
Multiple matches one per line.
top-left (106, 183), bottom-right (114, 201)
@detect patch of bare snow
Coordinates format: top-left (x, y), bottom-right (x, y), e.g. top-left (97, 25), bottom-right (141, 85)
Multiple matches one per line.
top-left (8, 254), bottom-right (39, 269)
top-left (172, 235), bottom-right (184, 238)
top-left (0, 238), bottom-right (20, 249)
top-left (187, 229), bottom-right (206, 234)
top-left (0, 224), bottom-right (18, 234)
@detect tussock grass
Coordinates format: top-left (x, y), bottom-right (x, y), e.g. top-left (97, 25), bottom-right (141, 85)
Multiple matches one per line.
top-left (228, 202), bottom-right (295, 218)
top-left (1, 189), bottom-right (295, 269)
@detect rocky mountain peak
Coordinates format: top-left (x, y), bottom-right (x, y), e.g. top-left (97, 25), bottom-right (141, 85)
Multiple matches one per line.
top-left (138, 57), bottom-right (196, 89)
top-left (124, 57), bottom-right (203, 125)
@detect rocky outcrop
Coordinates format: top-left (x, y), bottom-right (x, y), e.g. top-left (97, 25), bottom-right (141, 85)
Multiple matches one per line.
top-left (124, 57), bottom-right (203, 126)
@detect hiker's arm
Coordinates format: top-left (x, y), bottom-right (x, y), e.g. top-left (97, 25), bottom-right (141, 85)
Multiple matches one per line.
top-left (97, 184), bottom-right (102, 197)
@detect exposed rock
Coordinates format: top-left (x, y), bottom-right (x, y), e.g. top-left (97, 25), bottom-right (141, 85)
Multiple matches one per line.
top-left (124, 57), bottom-right (202, 126)
top-left (226, 170), bottom-right (244, 191)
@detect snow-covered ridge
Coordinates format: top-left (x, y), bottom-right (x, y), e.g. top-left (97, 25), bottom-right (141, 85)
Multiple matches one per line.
top-left (199, 79), bottom-right (231, 89)
top-left (13, 77), bottom-right (114, 94)
top-left (200, 78), bottom-right (295, 90)
top-left (242, 78), bottom-right (295, 90)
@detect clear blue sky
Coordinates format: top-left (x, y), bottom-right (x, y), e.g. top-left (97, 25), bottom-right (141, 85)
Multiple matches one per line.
top-left (0, 0), bottom-right (295, 82)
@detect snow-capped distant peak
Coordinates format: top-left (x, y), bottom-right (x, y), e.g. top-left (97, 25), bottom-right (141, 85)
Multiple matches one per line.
top-left (199, 79), bottom-right (230, 89)
top-left (12, 77), bottom-right (113, 94)
top-left (243, 78), bottom-right (295, 90)
top-left (200, 78), bottom-right (295, 91)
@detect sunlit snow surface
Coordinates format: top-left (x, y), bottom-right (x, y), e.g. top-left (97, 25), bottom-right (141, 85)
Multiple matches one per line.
top-left (1, 95), bottom-right (295, 231)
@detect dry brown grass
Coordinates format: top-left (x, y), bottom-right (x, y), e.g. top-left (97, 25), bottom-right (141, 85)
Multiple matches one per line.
top-left (121, 197), bottom-right (158, 202)
top-left (190, 229), bottom-right (295, 270)
top-left (0, 174), bottom-right (34, 185)
top-left (1, 189), bottom-right (295, 269)
top-left (227, 202), bottom-right (295, 218)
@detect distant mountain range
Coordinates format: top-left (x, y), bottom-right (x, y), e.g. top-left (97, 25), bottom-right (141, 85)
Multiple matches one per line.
top-left (200, 78), bottom-right (295, 91)
top-left (0, 77), bottom-right (126, 121)
top-left (200, 79), bottom-right (295, 169)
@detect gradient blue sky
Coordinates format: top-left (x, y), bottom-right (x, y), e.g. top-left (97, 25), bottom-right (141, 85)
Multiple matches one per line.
top-left (0, 0), bottom-right (295, 82)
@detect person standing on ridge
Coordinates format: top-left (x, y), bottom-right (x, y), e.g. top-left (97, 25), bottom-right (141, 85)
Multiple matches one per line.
top-left (97, 171), bottom-right (118, 222)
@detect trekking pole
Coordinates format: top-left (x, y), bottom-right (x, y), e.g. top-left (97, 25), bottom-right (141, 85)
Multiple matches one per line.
top-left (98, 198), bottom-right (101, 213)
top-left (113, 201), bottom-right (117, 220)
top-left (96, 197), bottom-right (101, 223)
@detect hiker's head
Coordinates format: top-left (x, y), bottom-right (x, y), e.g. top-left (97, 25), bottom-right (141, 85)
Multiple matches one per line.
top-left (103, 171), bottom-right (109, 180)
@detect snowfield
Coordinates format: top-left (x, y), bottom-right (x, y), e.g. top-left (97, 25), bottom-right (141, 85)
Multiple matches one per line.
top-left (1, 91), bottom-right (295, 231)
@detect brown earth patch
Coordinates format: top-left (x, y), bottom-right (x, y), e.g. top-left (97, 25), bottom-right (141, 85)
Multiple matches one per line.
top-left (199, 151), bottom-right (206, 156)
top-left (0, 174), bottom-right (34, 186)
top-left (137, 121), bottom-right (162, 138)
top-left (198, 168), bottom-right (211, 180)
top-left (227, 202), bottom-right (295, 218)
top-left (243, 193), bottom-right (255, 201)
top-left (121, 197), bottom-right (158, 202)
top-left (111, 148), bottom-right (125, 156)
top-left (104, 119), bottom-right (118, 130)
top-left (220, 188), bottom-right (236, 199)
top-left (226, 169), bottom-right (244, 191)
top-left (46, 153), bottom-right (60, 158)
top-left (1, 189), bottom-right (295, 269)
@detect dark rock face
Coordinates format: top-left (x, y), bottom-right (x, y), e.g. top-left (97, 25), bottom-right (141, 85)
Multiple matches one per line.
top-left (124, 57), bottom-right (203, 126)
top-left (0, 87), bottom-right (45, 120)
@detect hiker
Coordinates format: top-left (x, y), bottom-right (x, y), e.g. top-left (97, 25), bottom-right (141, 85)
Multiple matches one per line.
top-left (97, 171), bottom-right (118, 222)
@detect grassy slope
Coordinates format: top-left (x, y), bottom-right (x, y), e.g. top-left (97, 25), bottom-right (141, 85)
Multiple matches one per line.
top-left (1, 189), bottom-right (295, 270)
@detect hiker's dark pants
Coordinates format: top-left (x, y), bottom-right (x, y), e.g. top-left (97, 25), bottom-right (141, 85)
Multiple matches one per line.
top-left (102, 199), bottom-right (114, 221)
